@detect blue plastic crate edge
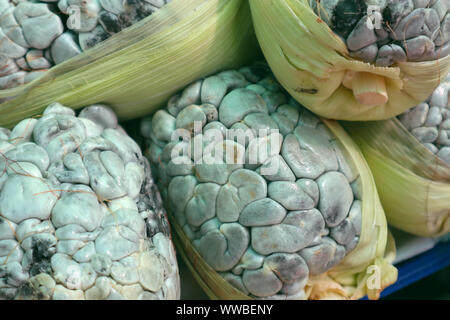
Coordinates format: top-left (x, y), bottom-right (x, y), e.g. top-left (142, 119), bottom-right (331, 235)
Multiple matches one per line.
top-left (360, 241), bottom-right (450, 299)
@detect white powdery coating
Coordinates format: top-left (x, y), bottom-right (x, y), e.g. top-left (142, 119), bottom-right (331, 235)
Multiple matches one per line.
top-left (0, 1), bottom-right (64, 89)
top-left (142, 66), bottom-right (363, 299)
top-left (398, 75), bottom-right (450, 165)
top-left (0, 103), bottom-right (179, 300)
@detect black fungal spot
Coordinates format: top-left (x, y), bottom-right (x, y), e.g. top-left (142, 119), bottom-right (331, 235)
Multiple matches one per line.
top-left (99, 11), bottom-right (123, 34)
top-left (246, 65), bottom-right (272, 81)
top-left (119, 0), bottom-right (155, 29)
top-left (16, 283), bottom-right (34, 298)
top-left (135, 3), bottom-right (156, 21)
top-left (30, 261), bottom-right (52, 277)
top-left (146, 218), bottom-right (159, 238)
top-left (331, 0), bottom-right (368, 38)
top-left (84, 28), bottom-right (110, 50)
top-left (0, 287), bottom-right (17, 300)
top-left (16, 282), bottom-right (47, 300)
top-left (32, 238), bottom-right (54, 262)
top-left (138, 161), bottom-right (172, 238)
top-left (29, 238), bottom-right (54, 277)
top-left (382, 0), bottom-right (415, 30)
top-left (382, 4), bottom-right (393, 26)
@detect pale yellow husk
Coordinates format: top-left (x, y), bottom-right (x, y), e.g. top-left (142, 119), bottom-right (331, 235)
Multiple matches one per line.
top-left (343, 119), bottom-right (450, 237)
top-left (170, 120), bottom-right (397, 300)
top-left (0, 0), bottom-right (260, 128)
top-left (249, 0), bottom-right (450, 121)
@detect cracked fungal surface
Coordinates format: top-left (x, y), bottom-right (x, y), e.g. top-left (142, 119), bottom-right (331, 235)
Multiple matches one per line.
top-left (0, 103), bottom-right (179, 300)
top-left (398, 74), bottom-right (450, 165)
top-left (309, 0), bottom-right (449, 66)
top-left (0, 0), bottom-right (171, 89)
top-left (141, 65), bottom-right (363, 299)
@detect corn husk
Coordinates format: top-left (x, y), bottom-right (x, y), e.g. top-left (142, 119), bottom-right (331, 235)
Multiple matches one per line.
top-left (249, 0), bottom-right (450, 121)
top-left (343, 119), bottom-right (450, 237)
top-left (0, 0), bottom-right (260, 129)
top-left (170, 119), bottom-right (397, 300)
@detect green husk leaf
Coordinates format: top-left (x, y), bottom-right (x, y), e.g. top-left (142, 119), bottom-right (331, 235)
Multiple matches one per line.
top-left (343, 119), bottom-right (450, 237)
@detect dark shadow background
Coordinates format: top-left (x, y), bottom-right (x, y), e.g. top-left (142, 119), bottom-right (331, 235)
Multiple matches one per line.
top-left (383, 266), bottom-right (449, 300)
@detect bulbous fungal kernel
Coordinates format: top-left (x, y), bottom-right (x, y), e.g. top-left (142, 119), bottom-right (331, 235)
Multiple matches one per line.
top-left (142, 65), bottom-right (363, 300)
top-left (0, 103), bottom-right (179, 300)
top-left (398, 75), bottom-right (450, 165)
top-left (0, 0), bottom-right (172, 89)
top-left (310, 0), bottom-right (449, 66)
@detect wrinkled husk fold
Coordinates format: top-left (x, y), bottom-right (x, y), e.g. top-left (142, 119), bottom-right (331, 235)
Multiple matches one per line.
top-left (343, 119), bottom-right (450, 237)
top-left (171, 120), bottom-right (397, 300)
top-left (0, 0), bottom-right (260, 128)
top-left (249, 0), bottom-right (450, 121)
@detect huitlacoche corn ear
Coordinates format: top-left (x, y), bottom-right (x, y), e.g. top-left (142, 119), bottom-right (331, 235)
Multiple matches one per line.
top-left (0, 103), bottom-right (179, 300)
top-left (310, 0), bottom-right (449, 66)
top-left (57, 0), bottom-right (172, 51)
top-left (0, 0), bottom-right (259, 129)
top-left (249, 0), bottom-right (450, 120)
top-left (0, 0), bottom-right (64, 88)
top-left (0, 0), bottom-right (171, 89)
top-left (398, 74), bottom-right (450, 165)
top-left (141, 65), bottom-right (397, 300)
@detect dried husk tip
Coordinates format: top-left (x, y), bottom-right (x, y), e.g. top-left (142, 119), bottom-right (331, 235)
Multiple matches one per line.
top-left (342, 71), bottom-right (388, 107)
